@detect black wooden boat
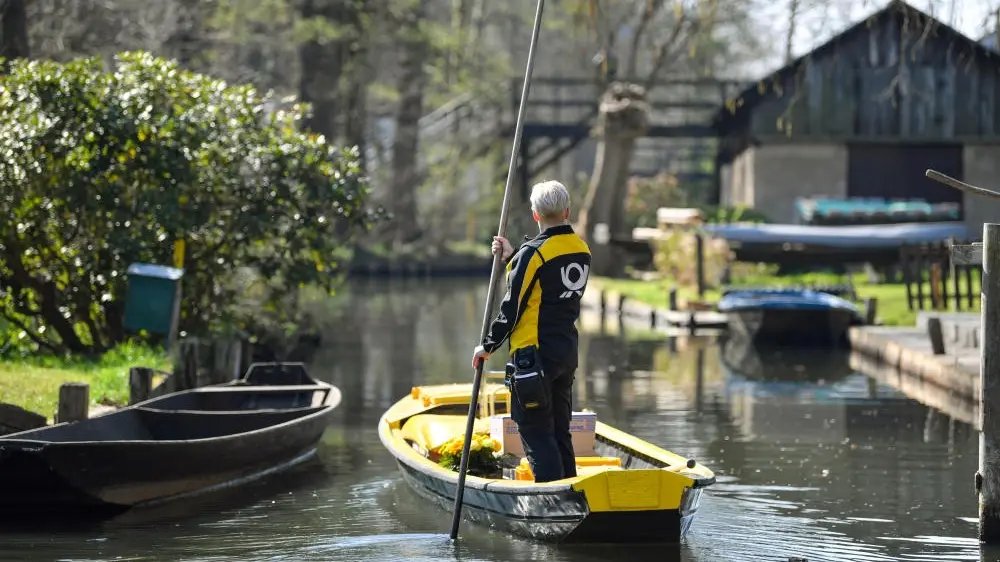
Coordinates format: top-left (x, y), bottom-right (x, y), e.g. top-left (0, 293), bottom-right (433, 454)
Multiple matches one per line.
top-left (718, 288), bottom-right (863, 347)
top-left (0, 362), bottom-right (340, 518)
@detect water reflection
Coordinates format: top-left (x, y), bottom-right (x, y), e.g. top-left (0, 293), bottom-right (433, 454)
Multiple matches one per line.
top-left (0, 278), bottom-right (984, 561)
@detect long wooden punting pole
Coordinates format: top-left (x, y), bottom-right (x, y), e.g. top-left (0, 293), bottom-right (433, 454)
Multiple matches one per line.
top-left (926, 168), bottom-right (1000, 544)
top-left (448, 0), bottom-right (546, 542)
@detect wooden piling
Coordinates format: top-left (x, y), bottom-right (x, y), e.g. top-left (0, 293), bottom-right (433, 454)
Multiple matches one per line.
top-left (927, 317), bottom-right (946, 355)
top-left (599, 290), bottom-right (607, 317)
top-left (695, 233), bottom-right (705, 299)
top-left (129, 367), bottom-right (154, 405)
top-left (864, 297), bottom-right (878, 325)
top-left (980, 222), bottom-right (1000, 544)
top-left (176, 339), bottom-right (200, 391)
top-left (211, 339), bottom-right (245, 384)
top-left (668, 287), bottom-right (678, 311)
top-left (56, 382), bottom-right (89, 423)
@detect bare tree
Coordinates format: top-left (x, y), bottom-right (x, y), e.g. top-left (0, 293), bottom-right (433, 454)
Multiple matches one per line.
top-left (574, 0), bottom-right (719, 277)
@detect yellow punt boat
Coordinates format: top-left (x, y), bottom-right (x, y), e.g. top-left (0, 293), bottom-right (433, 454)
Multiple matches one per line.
top-left (378, 376), bottom-right (715, 544)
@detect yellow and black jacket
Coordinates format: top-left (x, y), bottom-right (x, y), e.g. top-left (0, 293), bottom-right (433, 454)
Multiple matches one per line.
top-left (481, 224), bottom-right (592, 368)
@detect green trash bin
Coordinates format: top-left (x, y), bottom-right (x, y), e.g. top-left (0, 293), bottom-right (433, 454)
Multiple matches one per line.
top-left (123, 262), bottom-right (184, 336)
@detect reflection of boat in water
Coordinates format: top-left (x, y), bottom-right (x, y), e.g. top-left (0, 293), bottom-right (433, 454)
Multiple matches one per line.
top-left (719, 337), bottom-right (923, 442)
top-left (378, 382), bottom-right (715, 544)
top-left (718, 288), bottom-right (862, 347)
top-left (720, 336), bottom-right (855, 383)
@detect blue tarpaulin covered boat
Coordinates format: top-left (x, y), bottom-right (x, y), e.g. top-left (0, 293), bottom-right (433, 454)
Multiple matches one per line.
top-left (703, 221), bottom-right (967, 248)
top-left (718, 288), bottom-right (864, 347)
top-left (702, 222), bottom-right (969, 266)
top-left (794, 197), bottom-right (961, 225)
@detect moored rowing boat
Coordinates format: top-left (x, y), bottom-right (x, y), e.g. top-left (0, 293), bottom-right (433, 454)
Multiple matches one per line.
top-left (0, 362), bottom-right (341, 519)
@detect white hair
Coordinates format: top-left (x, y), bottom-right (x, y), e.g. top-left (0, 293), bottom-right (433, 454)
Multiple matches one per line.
top-left (529, 180), bottom-right (570, 220)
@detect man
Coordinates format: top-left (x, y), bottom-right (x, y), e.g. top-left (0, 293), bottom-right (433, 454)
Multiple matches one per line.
top-left (470, 180), bottom-right (592, 483)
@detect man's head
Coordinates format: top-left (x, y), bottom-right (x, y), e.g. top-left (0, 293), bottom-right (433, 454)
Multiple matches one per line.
top-left (529, 180), bottom-right (571, 229)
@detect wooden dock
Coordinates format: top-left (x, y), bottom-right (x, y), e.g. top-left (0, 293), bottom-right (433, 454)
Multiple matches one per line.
top-left (848, 325), bottom-right (978, 400)
top-left (580, 286), bottom-right (729, 334)
top-left (847, 322), bottom-right (980, 430)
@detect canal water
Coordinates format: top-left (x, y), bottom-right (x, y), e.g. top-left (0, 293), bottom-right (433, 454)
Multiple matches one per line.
top-left (0, 278), bottom-right (987, 561)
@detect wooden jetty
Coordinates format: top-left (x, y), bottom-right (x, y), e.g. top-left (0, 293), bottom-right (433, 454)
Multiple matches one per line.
top-left (847, 325), bottom-right (978, 402)
top-left (580, 286), bottom-right (729, 335)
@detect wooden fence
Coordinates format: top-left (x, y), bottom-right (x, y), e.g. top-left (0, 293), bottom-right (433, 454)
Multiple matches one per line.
top-left (900, 241), bottom-right (982, 311)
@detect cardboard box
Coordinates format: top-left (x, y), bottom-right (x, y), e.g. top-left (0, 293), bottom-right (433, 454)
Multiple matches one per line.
top-left (490, 411), bottom-right (597, 457)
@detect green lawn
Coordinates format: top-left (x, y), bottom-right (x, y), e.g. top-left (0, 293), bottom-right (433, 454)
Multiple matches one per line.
top-left (591, 271), bottom-right (980, 328)
top-left (0, 342), bottom-right (170, 420)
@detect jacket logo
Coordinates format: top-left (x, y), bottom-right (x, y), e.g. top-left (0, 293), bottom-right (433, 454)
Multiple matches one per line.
top-left (559, 263), bottom-right (589, 299)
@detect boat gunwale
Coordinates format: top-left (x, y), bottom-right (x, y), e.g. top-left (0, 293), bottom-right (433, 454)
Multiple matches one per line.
top-left (0, 384), bottom-right (342, 446)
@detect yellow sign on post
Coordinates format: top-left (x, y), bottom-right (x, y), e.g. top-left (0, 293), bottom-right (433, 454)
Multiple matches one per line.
top-left (173, 239), bottom-right (185, 269)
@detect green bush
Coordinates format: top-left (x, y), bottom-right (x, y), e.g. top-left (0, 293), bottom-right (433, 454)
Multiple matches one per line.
top-left (0, 51), bottom-right (378, 356)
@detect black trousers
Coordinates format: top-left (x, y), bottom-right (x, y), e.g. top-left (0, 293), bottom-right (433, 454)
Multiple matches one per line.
top-left (511, 362), bottom-right (576, 483)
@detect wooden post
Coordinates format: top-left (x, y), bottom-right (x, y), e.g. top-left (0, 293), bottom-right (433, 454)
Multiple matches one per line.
top-left (668, 287), bottom-right (678, 311)
top-left (176, 339), bottom-right (200, 391)
top-left (979, 223), bottom-right (1000, 544)
top-left (931, 262), bottom-right (943, 309)
top-left (649, 308), bottom-right (656, 328)
top-left (927, 317), bottom-right (946, 355)
top-left (240, 338), bottom-right (253, 379)
top-left (864, 297), bottom-right (878, 325)
top-left (56, 382), bottom-right (89, 424)
top-left (618, 294), bottom-right (627, 317)
top-left (212, 339), bottom-right (245, 384)
top-left (129, 367), bottom-right (154, 405)
top-left (695, 233), bottom-right (705, 299)
top-left (599, 289), bottom-right (607, 318)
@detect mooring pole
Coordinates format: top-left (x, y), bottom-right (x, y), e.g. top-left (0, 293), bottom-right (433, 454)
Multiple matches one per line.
top-left (980, 222), bottom-right (1000, 543)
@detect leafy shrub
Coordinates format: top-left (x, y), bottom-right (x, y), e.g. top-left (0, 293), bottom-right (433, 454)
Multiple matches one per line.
top-left (652, 229), bottom-right (730, 290)
top-left (0, 51), bottom-right (379, 356)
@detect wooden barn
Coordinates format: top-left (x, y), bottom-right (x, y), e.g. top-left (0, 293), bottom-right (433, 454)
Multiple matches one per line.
top-left (713, 0), bottom-right (1000, 237)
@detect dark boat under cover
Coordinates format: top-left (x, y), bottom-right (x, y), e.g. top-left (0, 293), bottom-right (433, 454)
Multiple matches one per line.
top-left (0, 363), bottom-right (341, 518)
top-left (718, 288), bottom-right (863, 347)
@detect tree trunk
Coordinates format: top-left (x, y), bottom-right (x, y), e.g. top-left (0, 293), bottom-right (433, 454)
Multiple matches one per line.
top-left (165, 0), bottom-right (208, 70)
top-left (389, 1), bottom-right (429, 245)
top-left (576, 82), bottom-right (650, 278)
top-left (298, 0), bottom-right (346, 141)
top-left (1, 0), bottom-right (30, 66)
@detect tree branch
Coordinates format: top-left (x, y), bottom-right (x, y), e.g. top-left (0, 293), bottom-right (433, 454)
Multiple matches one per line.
top-left (624, 0), bottom-right (665, 79)
top-left (643, 12), bottom-right (694, 90)
top-left (0, 311), bottom-right (61, 354)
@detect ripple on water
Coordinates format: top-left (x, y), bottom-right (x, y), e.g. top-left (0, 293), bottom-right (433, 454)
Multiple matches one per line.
top-left (683, 483), bottom-right (979, 562)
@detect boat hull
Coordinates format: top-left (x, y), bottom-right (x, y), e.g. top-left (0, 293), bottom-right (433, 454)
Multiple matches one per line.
top-left (378, 387), bottom-right (711, 545)
top-left (0, 363), bottom-right (340, 518)
top-left (392, 456), bottom-right (700, 543)
top-left (727, 307), bottom-right (857, 347)
top-left (0, 409), bottom-right (333, 517)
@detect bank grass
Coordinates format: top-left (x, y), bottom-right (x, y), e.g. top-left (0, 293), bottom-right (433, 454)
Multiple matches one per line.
top-left (0, 341), bottom-right (171, 419)
top-left (591, 271), bottom-right (966, 328)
